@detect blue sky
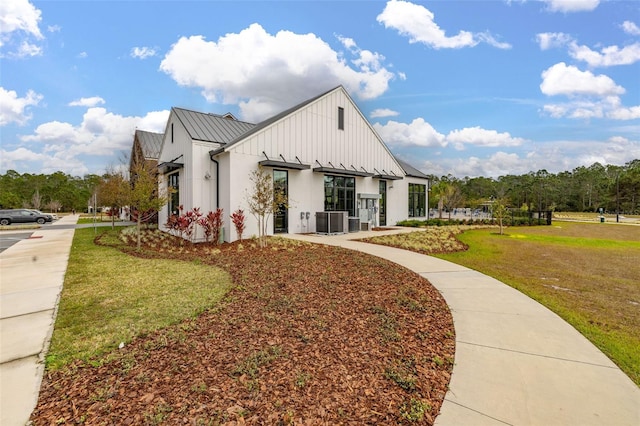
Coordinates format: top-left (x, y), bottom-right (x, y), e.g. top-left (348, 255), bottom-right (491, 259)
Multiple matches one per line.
top-left (1, 0), bottom-right (638, 178)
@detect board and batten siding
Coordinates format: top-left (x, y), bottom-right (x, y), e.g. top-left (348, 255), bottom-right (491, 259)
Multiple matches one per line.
top-left (230, 89), bottom-right (403, 176)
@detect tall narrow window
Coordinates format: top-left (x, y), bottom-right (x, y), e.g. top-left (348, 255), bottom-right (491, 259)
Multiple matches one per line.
top-left (273, 170), bottom-right (288, 233)
top-left (168, 172), bottom-right (179, 216)
top-left (338, 107), bottom-right (344, 130)
top-left (171, 123), bottom-right (174, 143)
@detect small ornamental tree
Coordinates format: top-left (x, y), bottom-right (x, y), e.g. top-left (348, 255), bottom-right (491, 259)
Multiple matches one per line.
top-left (97, 169), bottom-right (129, 229)
top-left (129, 161), bottom-right (170, 250)
top-left (198, 208), bottom-right (224, 244)
top-left (246, 166), bottom-right (287, 248)
top-left (492, 198), bottom-right (509, 235)
top-left (230, 209), bottom-right (246, 241)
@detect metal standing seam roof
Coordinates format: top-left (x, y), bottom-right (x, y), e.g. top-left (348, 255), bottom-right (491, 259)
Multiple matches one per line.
top-left (172, 107), bottom-right (256, 143)
top-left (135, 130), bottom-right (163, 160)
top-left (396, 158), bottom-right (430, 179)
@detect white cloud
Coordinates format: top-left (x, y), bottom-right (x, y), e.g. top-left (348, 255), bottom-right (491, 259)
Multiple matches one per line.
top-left (417, 135), bottom-right (640, 178)
top-left (540, 63), bottom-right (624, 97)
top-left (377, 0), bottom-right (510, 50)
top-left (160, 23), bottom-right (396, 122)
top-left (131, 46), bottom-right (157, 59)
top-left (569, 42), bottom-right (640, 67)
top-left (373, 118), bottom-right (446, 147)
top-left (0, 86), bottom-right (42, 126)
top-left (77, 51), bottom-right (87, 58)
top-left (0, 0), bottom-right (42, 38)
top-left (0, 0), bottom-right (44, 57)
top-left (621, 21), bottom-right (640, 36)
top-left (446, 127), bottom-right (525, 150)
top-left (536, 32), bottom-right (573, 50)
top-left (370, 108), bottom-right (399, 118)
top-left (68, 96), bottom-right (105, 107)
top-left (14, 108), bottom-right (169, 174)
top-left (537, 32), bottom-right (640, 67)
top-left (541, 0), bottom-right (599, 13)
top-left (47, 24), bottom-right (61, 33)
top-left (540, 63), bottom-right (638, 120)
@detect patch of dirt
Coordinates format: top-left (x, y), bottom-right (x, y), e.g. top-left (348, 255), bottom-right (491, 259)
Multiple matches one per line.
top-left (31, 232), bottom-right (455, 425)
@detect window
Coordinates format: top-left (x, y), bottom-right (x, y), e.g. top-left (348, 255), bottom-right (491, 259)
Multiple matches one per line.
top-left (273, 170), bottom-right (288, 233)
top-left (171, 123), bottom-right (174, 143)
top-left (324, 175), bottom-right (355, 216)
top-left (408, 183), bottom-right (426, 217)
top-left (338, 107), bottom-right (344, 130)
top-left (168, 172), bottom-right (179, 216)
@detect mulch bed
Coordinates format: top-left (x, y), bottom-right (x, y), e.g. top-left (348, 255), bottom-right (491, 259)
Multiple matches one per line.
top-left (31, 232), bottom-right (455, 425)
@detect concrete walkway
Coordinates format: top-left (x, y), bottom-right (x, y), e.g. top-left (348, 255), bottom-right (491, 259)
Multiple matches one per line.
top-left (1, 222), bottom-right (638, 425)
top-left (285, 230), bottom-right (640, 426)
top-left (0, 215), bottom-right (78, 426)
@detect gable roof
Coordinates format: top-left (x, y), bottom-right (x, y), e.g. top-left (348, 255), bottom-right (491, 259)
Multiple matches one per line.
top-left (397, 159), bottom-right (429, 179)
top-left (223, 86), bottom-right (337, 150)
top-left (172, 107), bottom-right (255, 143)
top-left (135, 130), bottom-right (163, 160)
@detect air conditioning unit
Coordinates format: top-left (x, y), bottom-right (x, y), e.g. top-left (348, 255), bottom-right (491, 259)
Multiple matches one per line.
top-left (315, 211), bottom-right (348, 234)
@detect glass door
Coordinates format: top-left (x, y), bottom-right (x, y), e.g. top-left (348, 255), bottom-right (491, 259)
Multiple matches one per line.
top-left (379, 180), bottom-right (387, 226)
top-left (273, 170), bottom-right (288, 233)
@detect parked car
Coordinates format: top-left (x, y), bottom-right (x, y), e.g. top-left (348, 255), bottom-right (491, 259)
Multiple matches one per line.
top-left (0, 209), bottom-right (53, 225)
top-left (29, 209), bottom-right (58, 221)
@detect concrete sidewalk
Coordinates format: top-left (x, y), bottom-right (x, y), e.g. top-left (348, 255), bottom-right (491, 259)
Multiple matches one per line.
top-left (285, 230), bottom-right (640, 426)
top-left (0, 215), bottom-right (78, 426)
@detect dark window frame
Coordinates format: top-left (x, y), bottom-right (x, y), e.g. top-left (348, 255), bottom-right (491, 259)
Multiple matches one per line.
top-left (324, 174), bottom-right (355, 216)
top-left (338, 107), bottom-right (344, 130)
top-left (408, 183), bottom-right (426, 218)
top-left (167, 172), bottom-right (179, 216)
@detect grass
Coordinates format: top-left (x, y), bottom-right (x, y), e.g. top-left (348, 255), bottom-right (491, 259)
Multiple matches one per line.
top-left (362, 221), bottom-right (640, 386)
top-left (45, 228), bottom-right (232, 370)
top-left (435, 222), bottom-right (640, 386)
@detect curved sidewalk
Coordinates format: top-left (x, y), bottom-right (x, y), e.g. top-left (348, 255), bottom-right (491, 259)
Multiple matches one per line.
top-left (285, 231), bottom-right (640, 426)
top-left (0, 215), bottom-right (78, 426)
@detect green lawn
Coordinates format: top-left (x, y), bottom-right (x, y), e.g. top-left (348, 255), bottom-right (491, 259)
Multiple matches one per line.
top-left (435, 222), bottom-right (640, 386)
top-left (46, 228), bottom-right (232, 370)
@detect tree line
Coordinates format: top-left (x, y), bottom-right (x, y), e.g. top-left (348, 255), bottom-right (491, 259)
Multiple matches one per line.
top-left (428, 160), bottom-right (640, 215)
top-left (1, 159), bottom-right (638, 215)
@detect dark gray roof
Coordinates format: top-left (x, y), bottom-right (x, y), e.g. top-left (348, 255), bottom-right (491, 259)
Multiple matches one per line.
top-left (396, 158), bottom-right (429, 179)
top-left (172, 107), bottom-right (255, 143)
top-left (135, 130), bottom-right (163, 160)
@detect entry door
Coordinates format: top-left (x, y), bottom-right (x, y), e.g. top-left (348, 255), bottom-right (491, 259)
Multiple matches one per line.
top-left (273, 170), bottom-right (288, 233)
top-left (379, 180), bottom-right (387, 226)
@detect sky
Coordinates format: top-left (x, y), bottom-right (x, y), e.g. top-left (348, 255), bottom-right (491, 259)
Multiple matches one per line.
top-left (1, 0), bottom-right (639, 178)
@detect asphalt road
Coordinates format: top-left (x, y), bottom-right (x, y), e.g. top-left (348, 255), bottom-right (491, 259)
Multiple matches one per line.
top-left (0, 232), bottom-right (34, 253)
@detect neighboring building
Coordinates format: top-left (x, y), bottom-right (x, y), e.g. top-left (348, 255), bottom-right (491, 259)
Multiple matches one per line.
top-left (130, 129), bottom-right (163, 173)
top-left (153, 85), bottom-right (429, 242)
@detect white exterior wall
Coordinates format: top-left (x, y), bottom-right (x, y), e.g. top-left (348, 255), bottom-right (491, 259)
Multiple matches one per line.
top-left (157, 87), bottom-right (429, 242)
top-left (157, 116), bottom-right (192, 230)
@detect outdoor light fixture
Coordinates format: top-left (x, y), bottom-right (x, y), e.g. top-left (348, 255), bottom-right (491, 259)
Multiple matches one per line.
top-left (204, 171), bottom-right (211, 180)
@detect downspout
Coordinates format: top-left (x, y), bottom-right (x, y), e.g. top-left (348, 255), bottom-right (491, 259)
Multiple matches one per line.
top-left (212, 158), bottom-right (219, 208)
top-left (209, 148), bottom-right (224, 208)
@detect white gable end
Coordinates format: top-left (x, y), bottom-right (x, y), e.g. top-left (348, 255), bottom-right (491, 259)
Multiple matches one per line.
top-left (227, 87), bottom-right (403, 176)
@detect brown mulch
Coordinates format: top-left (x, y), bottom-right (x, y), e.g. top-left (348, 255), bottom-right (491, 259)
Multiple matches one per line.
top-left (31, 232), bottom-right (455, 425)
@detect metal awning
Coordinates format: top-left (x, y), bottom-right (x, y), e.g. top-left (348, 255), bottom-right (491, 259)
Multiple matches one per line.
top-left (373, 174), bottom-right (403, 180)
top-left (259, 159), bottom-right (310, 170)
top-left (313, 167), bottom-right (374, 177)
top-left (157, 162), bottom-right (183, 174)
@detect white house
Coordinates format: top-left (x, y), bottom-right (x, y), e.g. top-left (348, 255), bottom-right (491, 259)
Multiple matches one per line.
top-left (153, 85), bottom-right (429, 242)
